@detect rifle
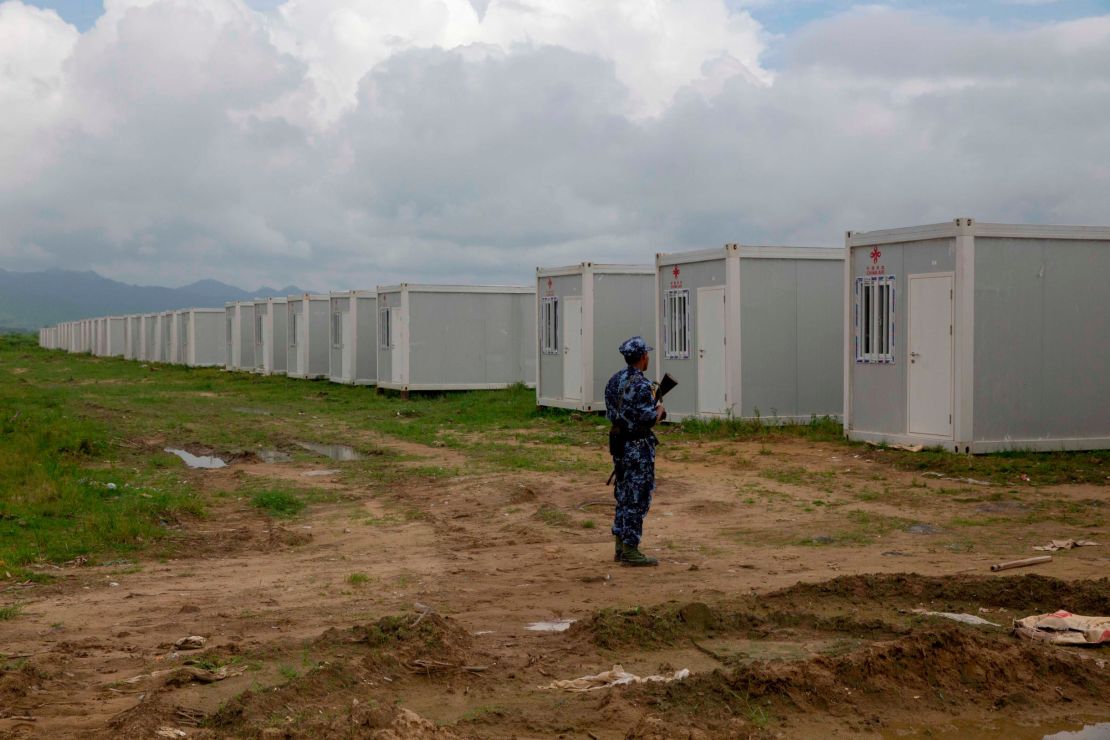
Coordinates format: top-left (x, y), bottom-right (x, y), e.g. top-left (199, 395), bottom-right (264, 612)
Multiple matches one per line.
top-left (607, 373), bottom-right (679, 486)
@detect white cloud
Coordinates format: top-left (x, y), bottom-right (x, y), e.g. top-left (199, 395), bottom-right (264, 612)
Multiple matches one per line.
top-left (0, 0), bottom-right (1107, 291)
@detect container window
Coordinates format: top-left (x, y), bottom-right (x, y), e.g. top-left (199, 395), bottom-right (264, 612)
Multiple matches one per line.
top-left (855, 275), bottom-right (896, 364)
top-left (540, 297), bottom-right (559, 355)
top-left (663, 289), bottom-right (691, 360)
top-left (256, 313), bottom-right (264, 346)
top-left (289, 312), bottom-right (298, 346)
top-left (331, 311), bottom-right (343, 349)
top-left (379, 307), bottom-right (392, 349)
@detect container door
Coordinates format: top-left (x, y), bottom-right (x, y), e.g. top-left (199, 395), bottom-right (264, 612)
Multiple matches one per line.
top-left (696, 286), bottom-right (727, 416)
top-left (563, 296), bottom-right (583, 401)
top-left (907, 273), bottom-right (954, 438)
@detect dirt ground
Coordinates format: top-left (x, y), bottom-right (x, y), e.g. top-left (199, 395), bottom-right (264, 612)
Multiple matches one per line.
top-left (1, 434), bottom-right (1108, 739)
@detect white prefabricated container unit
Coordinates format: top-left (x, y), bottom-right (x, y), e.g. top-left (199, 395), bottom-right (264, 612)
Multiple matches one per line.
top-left (286, 294), bottom-right (330, 379)
top-left (535, 264), bottom-right (656, 412)
top-left (170, 310), bottom-right (187, 364)
top-left (93, 318), bottom-right (104, 356)
top-left (224, 302), bottom-right (256, 371)
top-left (328, 291), bottom-right (378, 385)
top-left (376, 284), bottom-right (536, 395)
top-left (180, 309), bottom-right (226, 367)
top-left (140, 314), bottom-right (158, 361)
top-left (125, 315), bottom-right (141, 360)
top-left (252, 298), bottom-right (288, 375)
top-left (158, 312), bottom-right (174, 363)
top-left (106, 317), bottom-right (126, 357)
top-left (844, 218), bottom-right (1110, 454)
top-left (654, 244), bottom-right (845, 422)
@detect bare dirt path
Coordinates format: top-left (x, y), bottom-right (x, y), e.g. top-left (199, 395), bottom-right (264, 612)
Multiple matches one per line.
top-left (2, 435), bottom-right (1107, 739)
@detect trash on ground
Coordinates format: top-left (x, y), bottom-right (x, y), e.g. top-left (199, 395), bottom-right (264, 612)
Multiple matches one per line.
top-left (155, 729), bottom-right (187, 739)
top-left (906, 523), bottom-right (944, 535)
top-left (542, 664), bottom-right (690, 692)
top-left (991, 555), bottom-right (1051, 572)
top-left (866, 441), bottom-right (924, 452)
top-left (1013, 611), bottom-right (1110, 646)
top-left (526, 619), bottom-right (576, 632)
top-left (1033, 539), bottom-right (1099, 552)
top-left (302, 469), bottom-right (340, 477)
top-left (165, 449), bottom-right (226, 469)
top-left (173, 635), bottom-right (207, 650)
top-left (911, 609), bottom-right (1001, 627)
top-left (921, 472), bottom-right (993, 486)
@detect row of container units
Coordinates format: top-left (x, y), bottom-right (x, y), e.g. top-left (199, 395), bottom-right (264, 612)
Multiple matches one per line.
top-left (533, 219), bottom-right (1110, 452)
top-left (43, 310), bottom-right (227, 367)
top-left (221, 287), bottom-right (538, 392)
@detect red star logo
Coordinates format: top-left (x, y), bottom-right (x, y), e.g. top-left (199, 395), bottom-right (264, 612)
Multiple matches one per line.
top-left (870, 248), bottom-right (882, 264)
top-left (672, 266), bottom-right (680, 279)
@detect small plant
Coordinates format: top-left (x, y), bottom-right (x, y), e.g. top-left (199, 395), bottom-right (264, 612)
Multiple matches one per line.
top-left (580, 519), bottom-right (596, 529)
top-left (535, 504), bottom-right (572, 528)
top-left (278, 664), bottom-right (299, 680)
top-left (347, 572), bottom-right (370, 586)
top-left (0, 604), bottom-right (23, 621)
top-left (251, 489), bottom-right (305, 518)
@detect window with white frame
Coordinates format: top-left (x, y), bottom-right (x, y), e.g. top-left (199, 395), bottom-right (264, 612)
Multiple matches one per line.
top-left (289, 312), bottom-right (298, 346)
top-left (226, 317), bottom-right (232, 344)
top-left (379, 307), bottom-right (393, 349)
top-left (256, 314), bottom-right (264, 345)
top-left (540, 297), bottom-right (559, 355)
top-left (664, 289), bottom-right (691, 359)
top-left (855, 275), bottom-right (896, 363)
top-left (331, 311), bottom-right (343, 349)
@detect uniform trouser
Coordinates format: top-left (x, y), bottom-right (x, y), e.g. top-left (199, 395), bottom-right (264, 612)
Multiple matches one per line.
top-left (611, 440), bottom-right (656, 548)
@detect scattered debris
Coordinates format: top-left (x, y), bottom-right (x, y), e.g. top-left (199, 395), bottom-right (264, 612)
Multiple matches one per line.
top-left (302, 469), bottom-right (340, 477)
top-left (1013, 611), bottom-right (1110, 646)
top-left (921, 472), bottom-right (994, 486)
top-left (991, 556), bottom-right (1052, 572)
top-left (911, 609), bottom-right (1001, 627)
top-left (866, 441), bottom-right (924, 452)
top-left (155, 727), bottom-right (187, 738)
top-left (906, 523), bottom-right (944, 535)
top-left (526, 619), bottom-right (576, 632)
top-left (173, 635), bottom-right (207, 650)
top-left (165, 449), bottom-right (226, 469)
top-left (1033, 539), bottom-right (1099, 552)
top-left (541, 664), bottom-right (690, 692)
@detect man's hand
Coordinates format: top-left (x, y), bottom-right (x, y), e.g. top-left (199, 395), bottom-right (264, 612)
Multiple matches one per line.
top-left (656, 403), bottom-right (666, 421)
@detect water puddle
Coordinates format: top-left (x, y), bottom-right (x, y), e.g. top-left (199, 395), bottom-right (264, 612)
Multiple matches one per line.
top-left (165, 448), bottom-right (227, 469)
top-left (525, 619), bottom-right (576, 632)
top-left (296, 441), bottom-right (362, 461)
top-left (883, 720), bottom-right (1110, 739)
top-left (257, 450), bottom-right (292, 463)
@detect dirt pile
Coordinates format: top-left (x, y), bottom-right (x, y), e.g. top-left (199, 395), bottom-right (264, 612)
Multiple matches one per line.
top-left (768, 573), bottom-right (1110, 614)
top-left (639, 625), bottom-right (1110, 725)
top-left (318, 611), bottom-right (475, 675)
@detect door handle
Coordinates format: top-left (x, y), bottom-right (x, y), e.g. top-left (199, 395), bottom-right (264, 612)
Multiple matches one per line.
top-left (910, 352), bottom-right (920, 358)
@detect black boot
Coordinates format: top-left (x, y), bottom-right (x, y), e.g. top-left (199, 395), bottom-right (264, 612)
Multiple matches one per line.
top-left (620, 545), bottom-right (658, 567)
top-left (614, 536), bottom-right (623, 562)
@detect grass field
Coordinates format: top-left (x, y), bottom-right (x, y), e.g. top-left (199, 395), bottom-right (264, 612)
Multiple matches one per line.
top-left (1, 333), bottom-right (1106, 581)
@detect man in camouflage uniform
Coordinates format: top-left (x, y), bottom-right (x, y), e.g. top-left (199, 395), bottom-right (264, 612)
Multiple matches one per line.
top-left (604, 336), bottom-right (664, 567)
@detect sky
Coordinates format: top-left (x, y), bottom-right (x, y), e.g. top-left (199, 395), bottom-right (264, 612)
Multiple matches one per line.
top-left (2, 0), bottom-right (1109, 290)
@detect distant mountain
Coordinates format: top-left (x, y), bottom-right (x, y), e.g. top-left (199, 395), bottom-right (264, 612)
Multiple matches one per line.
top-left (0, 269), bottom-right (309, 330)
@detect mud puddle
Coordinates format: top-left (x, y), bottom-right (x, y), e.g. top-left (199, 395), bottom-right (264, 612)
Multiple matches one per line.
top-left (296, 441), bottom-right (362, 461)
top-left (165, 448), bottom-right (227, 469)
top-left (883, 719), bottom-right (1110, 739)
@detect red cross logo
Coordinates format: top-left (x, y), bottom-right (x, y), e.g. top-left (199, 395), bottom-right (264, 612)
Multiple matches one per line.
top-left (672, 266), bottom-right (681, 279)
top-left (870, 248), bottom-right (882, 264)
top-left (546, 278), bottom-right (553, 289)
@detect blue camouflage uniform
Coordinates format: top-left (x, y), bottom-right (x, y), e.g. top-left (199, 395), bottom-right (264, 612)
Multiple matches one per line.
top-left (604, 337), bottom-right (659, 548)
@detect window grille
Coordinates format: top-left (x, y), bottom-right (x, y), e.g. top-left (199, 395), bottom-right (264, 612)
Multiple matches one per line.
top-left (663, 289), bottom-right (691, 359)
top-left (855, 275), bottom-right (896, 363)
top-left (540, 297), bottom-right (559, 355)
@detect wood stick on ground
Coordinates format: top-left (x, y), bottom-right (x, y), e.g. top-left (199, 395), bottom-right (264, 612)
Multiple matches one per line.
top-left (990, 556), bottom-right (1052, 572)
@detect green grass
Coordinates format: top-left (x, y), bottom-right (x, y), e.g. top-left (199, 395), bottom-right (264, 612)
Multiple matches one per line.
top-left (347, 572), bottom-right (370, 586)
top-left (0, 604), bottom-right (23, 620)
top-left (250, 489), bottom-right (306, 518)
top-left (534, 504), bottom-right (572, 528)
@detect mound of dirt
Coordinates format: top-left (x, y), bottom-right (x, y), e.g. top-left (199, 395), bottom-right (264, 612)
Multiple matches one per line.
top-left (0, 662), bottom-right (39, 706)
top-left (639, 625), bottom-right (1110, 724)
top-left (317, 612), bottom-right (475, 675)
top-left (769, 573), bottom-right (1110, 614)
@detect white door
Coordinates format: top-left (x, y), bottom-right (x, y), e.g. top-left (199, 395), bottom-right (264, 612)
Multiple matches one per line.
top-left (563, 296), bottom-right (583, 401)
top-left (907, 273), bottom-right (954, 438)
top-left (696, 286), bottom-right (728, 416)
top-left (389, 307), bottom-right (403, 384)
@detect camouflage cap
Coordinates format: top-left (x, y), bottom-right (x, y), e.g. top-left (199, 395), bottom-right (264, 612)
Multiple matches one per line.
top-left (619, 336), bottom-right (654, 362)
